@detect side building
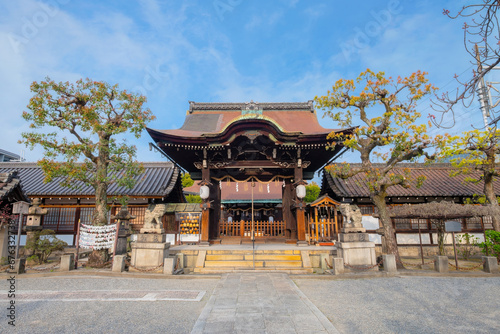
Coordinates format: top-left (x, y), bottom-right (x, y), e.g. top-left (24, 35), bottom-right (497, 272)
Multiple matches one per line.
top-left (321, 163), bottom-right (498, 254)
top-left (0, 162), bottom-right (184, 245)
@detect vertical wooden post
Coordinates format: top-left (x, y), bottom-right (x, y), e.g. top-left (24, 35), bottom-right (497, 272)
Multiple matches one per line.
top-left (200, 165), bottom-right (210, 244)
top-left (282, 180), bottom-right (296, 239)
top-left (294, 165), bottom-right (306, 242)
top-left (240, 220), bottom-right (245, 238)
top-left (334, 207), bottom-right (339, 241)
top-left (314, 207), bottom-right (319, 243)
top-left (296, 209), bottom-right (306, 242)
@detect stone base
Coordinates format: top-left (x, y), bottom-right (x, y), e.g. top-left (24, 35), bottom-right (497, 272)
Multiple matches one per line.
top-left (332, 257), bottom-right (344, 275)
top-left (139, 228), bottom-right (165, 234)
top-left (337, 240), bottom-right (377, 268)
top-left (60, 254), bottom-right (75, 271)
top-left (483, 256), bottom-right (499, 274)
top-left (136, 233), bottom-right (166, 243)
top-left (131, 233), bottom-right (170, 269)
top-left (112, 255), bottom-right (126, 272)
top-left (434, 256), bottom-right (449, 273)
top-left (341, 227), bottom-right (366, 233)
top-left (339, 233), bottom-right (370, 242)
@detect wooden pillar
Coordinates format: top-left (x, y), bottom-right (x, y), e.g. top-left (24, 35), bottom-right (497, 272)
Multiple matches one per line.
top-left (314, 207), bottom-right (319, 243)
top-left (200, 166), bottom-right (210, 244)
top-left (282, 179), bottom-right (296, 239)
top-left (294, 165), bottom-right (306, 242)
top-left (209, 181), bottom-right (221, 240)
top-left (296, 207), bottom-right (306, 242)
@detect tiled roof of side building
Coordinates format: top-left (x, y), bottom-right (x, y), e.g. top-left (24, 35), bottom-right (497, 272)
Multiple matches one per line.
top-left (0, 162), bottom-right (180, 197)
top-left (322, 163), bottom-right (500, 198)
top-left (0, 171), bottom-right (30, 202)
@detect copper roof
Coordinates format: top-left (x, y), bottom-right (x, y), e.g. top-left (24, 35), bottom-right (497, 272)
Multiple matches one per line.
top-left (0, 162), bottom-right (180, 197)
top-left (322, 163), bottom-right (500, 198)
top-left (149, 101), bottom-right (342, 139)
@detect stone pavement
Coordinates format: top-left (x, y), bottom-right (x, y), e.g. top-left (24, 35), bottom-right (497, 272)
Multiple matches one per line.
top-left (191, 273), bottom-right (339, 334)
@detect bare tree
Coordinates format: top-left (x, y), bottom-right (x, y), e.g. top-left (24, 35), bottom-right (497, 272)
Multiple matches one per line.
top-left (433, 2), bottom-right (500, 128)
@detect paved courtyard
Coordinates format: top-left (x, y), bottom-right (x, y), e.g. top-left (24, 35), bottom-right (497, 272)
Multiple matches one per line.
top-left (0, 273), bottom-right (499, 333)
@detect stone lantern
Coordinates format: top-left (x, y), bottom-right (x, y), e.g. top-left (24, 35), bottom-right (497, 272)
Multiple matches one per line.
top-left (111, 205), bottom-right (135, 255)
top-left (24, 198), bottom-right (48, 256)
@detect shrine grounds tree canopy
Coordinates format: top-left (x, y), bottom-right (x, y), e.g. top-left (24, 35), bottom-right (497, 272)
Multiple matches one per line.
top-left (439, 128), bottom-right (500, 231)
top-left (20, 78), bottom-right (155, 265)
top-left (315, 69), bottom-right (443, 267)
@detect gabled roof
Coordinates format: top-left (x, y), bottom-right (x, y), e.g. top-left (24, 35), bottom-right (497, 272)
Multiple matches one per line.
top-left (309, 194), bottom-right (340, 207)
top-left (0, 162), bottom-right (181, 198)
top-left (322, 163), bottom-right (500, 199)
top-left (0, 171), bottom-right (29, 203)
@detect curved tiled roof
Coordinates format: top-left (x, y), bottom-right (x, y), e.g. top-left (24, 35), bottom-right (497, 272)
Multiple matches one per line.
top-left (149, 101), bottom-right (342, 138)
top-left (0, 162), bottom-right (179, 197)
top-left (322, 163), bottom-right (500, 198)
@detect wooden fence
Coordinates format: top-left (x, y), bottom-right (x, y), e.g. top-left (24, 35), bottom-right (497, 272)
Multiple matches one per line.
top-left (219, 220), bottom-right (285, 238)
top-left (307, 218), bottom-right (338, 243)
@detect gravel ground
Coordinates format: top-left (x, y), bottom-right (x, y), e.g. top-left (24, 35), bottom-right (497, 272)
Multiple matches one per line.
top-left (2, 274), bottom-right (499, 333)
top-left (0, 276), bottom-right (219, 334)
top-left (294, 276), bottom-right (500, 334)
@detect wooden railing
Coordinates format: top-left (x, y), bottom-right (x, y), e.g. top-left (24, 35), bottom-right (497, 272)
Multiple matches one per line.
top-left (308, 218), bottom-right (338, 243)
top-left (220, 220), bottom-right (285, 238)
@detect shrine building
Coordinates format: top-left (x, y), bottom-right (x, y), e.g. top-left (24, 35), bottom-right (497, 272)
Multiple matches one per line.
top-left (147, 101), bottom-right (352, 245)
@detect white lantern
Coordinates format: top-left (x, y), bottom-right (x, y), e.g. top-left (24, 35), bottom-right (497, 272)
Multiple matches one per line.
top-left (296, 184), bottom-right (306, 199)
top-left (200, 185), bottom-right (210, 200)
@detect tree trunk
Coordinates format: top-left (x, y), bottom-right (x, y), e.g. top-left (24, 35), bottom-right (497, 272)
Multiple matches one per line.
top-left (372, 194), bottom-right (404, 269)
top-left (484, 171), bottom-right (500, 231)
top-left (434, 221), bottom-right (446, 256)
top-left (88, 141), bottom-right (110, 267)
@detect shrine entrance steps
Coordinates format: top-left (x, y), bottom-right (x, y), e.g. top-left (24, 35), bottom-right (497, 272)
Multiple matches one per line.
top-left (193, 249), bottom-right (313, 274)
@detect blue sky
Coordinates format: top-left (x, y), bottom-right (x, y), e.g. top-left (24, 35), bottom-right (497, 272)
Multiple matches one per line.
top-left (0, 0), bottom-right (485, 164)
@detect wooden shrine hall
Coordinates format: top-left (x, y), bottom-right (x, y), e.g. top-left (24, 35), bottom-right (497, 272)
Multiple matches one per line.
top-left (147, 101), bottom-right (351, 245)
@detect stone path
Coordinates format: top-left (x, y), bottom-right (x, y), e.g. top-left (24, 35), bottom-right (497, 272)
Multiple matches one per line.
top-left (191, 273), bottom-right (339, 334)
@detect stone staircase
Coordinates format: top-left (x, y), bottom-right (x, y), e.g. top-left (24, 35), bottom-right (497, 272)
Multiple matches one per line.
top-left (193, 249), bottom-right (313, 274)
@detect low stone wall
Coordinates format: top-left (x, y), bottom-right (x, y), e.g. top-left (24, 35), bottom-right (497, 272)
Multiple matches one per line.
top-left (374, 245), bottom-right (485, 258)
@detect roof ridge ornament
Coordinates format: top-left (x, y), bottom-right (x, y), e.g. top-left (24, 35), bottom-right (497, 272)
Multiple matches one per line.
top-left (242, 100), bottom-right (263, 116)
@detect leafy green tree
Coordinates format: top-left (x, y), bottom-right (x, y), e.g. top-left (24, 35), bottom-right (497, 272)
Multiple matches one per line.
top-left (304, 182), bottom-right (320, 203)
top-left (439, 129), bottom-right (500, 231)
top-left (20, 78), bottom-right (155, 266)
top-left (315, 69), bottom-right (441, 267)
top-left (456, 233), bottom-right (480, 260)
top-left (479, 230), bottom-right (500, 263)
top-left (185, 194), bottom-right (202, 203)
top-left (25, 229), bottom-right (67, 264)
top-left (182, 173), bottom-right (195, 188)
